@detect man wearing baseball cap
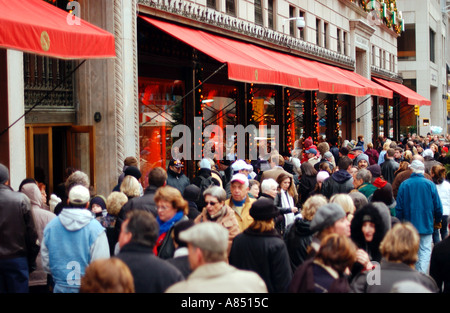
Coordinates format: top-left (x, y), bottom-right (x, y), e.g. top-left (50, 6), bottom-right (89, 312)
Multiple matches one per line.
top-left (165, 222), bottom-right (268, 293)
top-left (166, 159), bottom-right (190, 195)
top-left (396, 159), bottom-right (443, 274)
top-left (41, 185), bottom-right (110, 293)
top-left (225, 173), bottom-right (255, 232)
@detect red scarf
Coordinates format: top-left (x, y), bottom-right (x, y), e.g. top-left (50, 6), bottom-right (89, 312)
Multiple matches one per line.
top-left (372, 177), bottom-right (387, 188)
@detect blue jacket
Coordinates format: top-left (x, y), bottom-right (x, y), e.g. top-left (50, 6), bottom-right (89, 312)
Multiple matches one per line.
top-left (396, 173), bottom-right (443, 235)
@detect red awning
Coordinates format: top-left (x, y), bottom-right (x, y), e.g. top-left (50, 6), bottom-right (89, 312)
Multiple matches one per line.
top-left (140, 16), bottom-right (393, 98)
top-left (373, 77), bottom-right (431, 106)
top-left (140, 15), bottom-right (318, 91)
top-left (0, 0), bottom-right (115, 59)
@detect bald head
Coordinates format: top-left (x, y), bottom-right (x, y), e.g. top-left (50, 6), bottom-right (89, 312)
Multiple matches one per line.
top-left (413, 154), bottom-right (424, 163)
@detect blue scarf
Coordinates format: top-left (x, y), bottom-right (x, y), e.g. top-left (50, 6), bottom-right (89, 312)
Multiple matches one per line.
top-left (157, 211), bottom-right (184, 235)
top-left (232, 197), bottom-right (246, 207)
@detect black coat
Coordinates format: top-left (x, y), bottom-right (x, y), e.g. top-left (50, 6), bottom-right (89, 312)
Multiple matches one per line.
top-left (115, 185), bottom-right (158, 234)
top-left (298, 175), bottom-right (317, 206)
top-left (166, 254), bottom-right (192, 279)
top-left (430, 236), bottom-right (450, 293)
top-left (380, 158), bottom-right (399, 184)
top-left (166, 168), bottom-right (190, 195)
top-left (284, 218), bottom-right (314, 272)
top-left (229, 228), bottom-right (293, 293)
top-left (116, 242), bottom-right (184, 293)
top-left (321, 170), bottom-right (354, 199)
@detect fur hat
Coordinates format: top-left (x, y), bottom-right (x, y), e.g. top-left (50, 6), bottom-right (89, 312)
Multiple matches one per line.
top-left (124, 166), bottom-right (142, 180)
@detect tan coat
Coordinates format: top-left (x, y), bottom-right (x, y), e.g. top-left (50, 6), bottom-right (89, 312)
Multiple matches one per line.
top-left (194, 205), bottom-right (241, 255)
top-left (225, 196), bottom-right (255, 232)
top-left (165, 261), bottom-right (268, 293)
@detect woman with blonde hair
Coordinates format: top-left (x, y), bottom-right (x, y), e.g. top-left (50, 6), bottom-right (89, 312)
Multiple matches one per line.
top-left (351, 222), bottom-right (439, 293)
top-left (103, 191), bottom-right (129, 256)
top-left (154, 185), bottom-right (189, 259)
top-left (120, 175), bottom-right (141, 200)
top-left (330, 193), bottom-right (356, 222)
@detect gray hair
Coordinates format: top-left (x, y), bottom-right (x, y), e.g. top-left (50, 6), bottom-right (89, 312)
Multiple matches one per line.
top-left (355, 168), bottom-right (372, 183)
top-left (203, 186), bottom-right (227, 202)
top-left (65, 170), bottom-right (90, 195)
top-left (261, 178), bottom-right (278, 193)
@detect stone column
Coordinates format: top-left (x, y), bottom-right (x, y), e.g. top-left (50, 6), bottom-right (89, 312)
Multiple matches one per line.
top-left (350, 20), bottom-right (375, 144)
top-left (77, 0), bottom-right (139, 195)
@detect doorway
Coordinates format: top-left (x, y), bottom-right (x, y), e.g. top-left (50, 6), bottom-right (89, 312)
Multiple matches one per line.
top-left (25, 124), bottom-right (96, 199)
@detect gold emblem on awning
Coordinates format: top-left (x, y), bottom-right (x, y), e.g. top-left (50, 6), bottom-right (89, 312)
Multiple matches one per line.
top-left (40, 31), bottom-right (50, 52)
top-left (255, 69), bottom-right (258, 81)
top-left (298, 77), bottom-right (302, 87)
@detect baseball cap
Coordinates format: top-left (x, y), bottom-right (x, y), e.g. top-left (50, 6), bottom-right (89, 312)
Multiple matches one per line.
top-left (69, 185), bottom-right (90, 205)
top-left (169, 159), bottom-right (184, 168)
top-left (305, 148), bottom-right (318, 155)
top-left (230, 173), bottom-right (249, 187)
top-left (232, 159), bottom-right (253, 172)
top-left (179, 222), bottom-right (228, 253)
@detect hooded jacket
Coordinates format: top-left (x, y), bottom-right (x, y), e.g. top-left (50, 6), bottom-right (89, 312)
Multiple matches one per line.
top-left (21, 183), bottom-right (56, 287)
top-left (41, 208), bottom-right (110, 293)
top-left (320, 170), bottom-right (354, 199)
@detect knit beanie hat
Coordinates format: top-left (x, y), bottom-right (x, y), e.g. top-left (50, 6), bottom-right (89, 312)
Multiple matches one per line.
top-left (0, 164), bottom-right (9, 184)
top-left (250, 197), bottom-right (279, 221)
top-left (316, 171), bottom-right (330, 183)
top-left (124, 166), bottom-right (142, 180)
top-left (310, 203), bottom-right (346, 233)
top-left (367, 164), bottom-right (381, 178)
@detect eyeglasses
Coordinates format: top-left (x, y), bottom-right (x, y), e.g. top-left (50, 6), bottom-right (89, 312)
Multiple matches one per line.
top-left (205, 201), bottom-right (219, 206)
top-left (156, 205), bottom-right (172, 211)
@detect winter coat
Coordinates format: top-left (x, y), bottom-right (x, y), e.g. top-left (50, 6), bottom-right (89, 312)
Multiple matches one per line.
top-left (380, 159), bottom-right (399, 184)
top-left (424, 157), bottom-right (442, 175)
top-left (396, 173), bottom-right (443, 235)
top-left (320, 170), bottom-right (354, 199)
top-left (165, 261), bottom-right (268, 293)
top-left (116, 242), bottom-right (184, 293)
top-left (288, 258), bottom-right (351, 293)
top-left (115, 185), bottom-right (158, 234)
top-left (225, 196), bottom-right (255, 232)
top-left (41, 208), bottom-right (110, 293)
top-left (229, 228), bottom-right (293, 293)
top-left (365, 148), bottom-right (379, 166)
top-left (166, 168), bottom-right (190, 195)
top-left (21, 183), bottom-right (56, 287)
top-left (194, 204), bottom-right (241, 255)
top-left (351, 261), bottom-right (439, 293)
top-left (0, 184), bottom-right (39, 271)
top-left (357, 183), bottom-right (377, 200)
top-left (350, 203), bottom-right (390, 264)
top-left (298, 174), bottom-right (317, 206)
top-left (430, 236), bottom-right (450, 293)
top-left (284, 218), bottom-right (315, 272)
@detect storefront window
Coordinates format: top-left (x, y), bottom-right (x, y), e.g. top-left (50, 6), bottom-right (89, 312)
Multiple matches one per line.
top-left (139, 78), bottom-right (184, 187)
top-left (287, 90), bottom-right (306, 151)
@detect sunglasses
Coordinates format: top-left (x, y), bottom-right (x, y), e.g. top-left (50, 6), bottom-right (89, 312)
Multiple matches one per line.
top-left (205, 201), bottom-right (219, 206)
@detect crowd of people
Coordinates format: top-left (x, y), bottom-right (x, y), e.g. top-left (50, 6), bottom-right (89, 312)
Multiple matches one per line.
top-left (1, 132), bottom-right (450, 294)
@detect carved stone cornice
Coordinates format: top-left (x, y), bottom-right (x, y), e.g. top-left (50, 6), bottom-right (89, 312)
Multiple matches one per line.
top-left (371, 65), bottom-right (403, 83)
top-left (137, 0), bottom-right (355, 70)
